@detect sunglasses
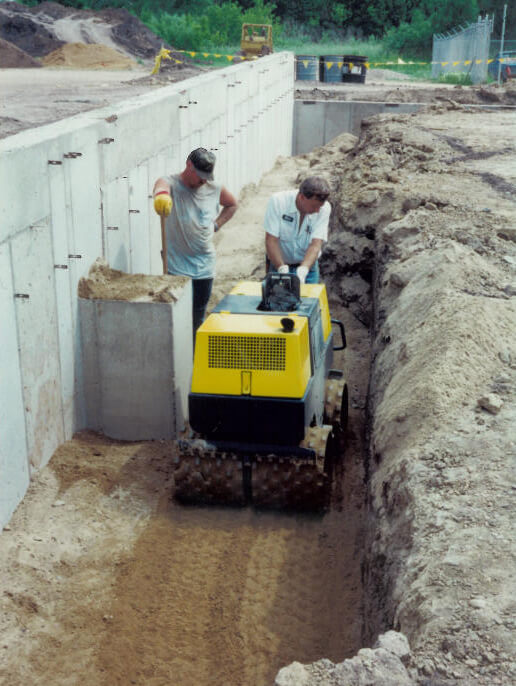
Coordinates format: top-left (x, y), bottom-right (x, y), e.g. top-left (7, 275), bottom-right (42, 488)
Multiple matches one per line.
top-left (305, 192), bottom-right (329, 202)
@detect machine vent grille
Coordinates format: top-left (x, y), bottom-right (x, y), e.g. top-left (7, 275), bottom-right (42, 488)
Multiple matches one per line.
top-left (208, 335), bottom-right (286, 370)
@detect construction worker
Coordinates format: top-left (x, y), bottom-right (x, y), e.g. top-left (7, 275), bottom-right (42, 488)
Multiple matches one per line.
top-left (264, 176), bottom-right (331, 284)
top-left (153, 148), bottom-right (237, 334)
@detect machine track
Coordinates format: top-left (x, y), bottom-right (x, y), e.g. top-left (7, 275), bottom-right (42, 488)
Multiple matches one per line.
top-left (172, 425), bottom-right (336, 511)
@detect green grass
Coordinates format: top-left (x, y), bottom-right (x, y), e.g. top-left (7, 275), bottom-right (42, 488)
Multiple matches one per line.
top-left (435, 72), bottom-right (473, 86)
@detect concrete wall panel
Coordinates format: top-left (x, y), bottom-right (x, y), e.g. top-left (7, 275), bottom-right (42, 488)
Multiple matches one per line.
top-left (128, 164), bottom-right (151, 274)
top-left (11, 222), bottom-right (64, 471)
top-left (48, 160), bottom-right (76, 437)
top-left (98, 90), bottom-right (180, 184)
top-left (80, 283), bottom-right (192, 441)
top-left (0, 143), bottom-right (51, 244)
top-left (65, 128), bottom-right (104, 281)
top-left (103, 176), bottom-right (130, 272)
top-left (147, 152), bottom-right (170, 275)
top-left (0, 245), bottom-right (29, 525)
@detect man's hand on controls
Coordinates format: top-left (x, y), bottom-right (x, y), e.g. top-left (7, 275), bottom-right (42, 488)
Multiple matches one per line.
top-left (154, 191), bottom-right (173, 216)
top-left (277, 264), bottom-right (308, 283)
top-left (296, 265), bottom-right (308, 283)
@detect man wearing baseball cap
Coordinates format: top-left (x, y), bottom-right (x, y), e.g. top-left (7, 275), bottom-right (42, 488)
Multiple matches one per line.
top-left (153, 148), bottom-right (237, 337)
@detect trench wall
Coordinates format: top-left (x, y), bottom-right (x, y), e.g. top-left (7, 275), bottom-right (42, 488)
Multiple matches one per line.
top-left (0, 53), bottom-right (294, 528)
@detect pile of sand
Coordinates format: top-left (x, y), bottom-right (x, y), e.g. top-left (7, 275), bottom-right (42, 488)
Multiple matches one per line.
top-left (42, 42), bottom-right (137, 69)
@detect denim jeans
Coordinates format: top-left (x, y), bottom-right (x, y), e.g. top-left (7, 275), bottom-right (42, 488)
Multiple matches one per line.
top-left (192, 278), bottom-right (213, 334)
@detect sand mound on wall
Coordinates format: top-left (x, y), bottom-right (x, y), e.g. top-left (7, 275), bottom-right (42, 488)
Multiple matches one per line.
top-left (78, 258), bottom-right (189, 302)
top-left (0, 37), bottom-right (41, 68)
top-left (42, 42), bottom-right (137, 69)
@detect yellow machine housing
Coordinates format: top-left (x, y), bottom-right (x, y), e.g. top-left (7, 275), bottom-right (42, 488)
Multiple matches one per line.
top-left (192, 312), bottom-right (311, 398)
top-left (188, 278), bottom-right (341, 446)
top-left (240, 23), bottom-right (273, 58)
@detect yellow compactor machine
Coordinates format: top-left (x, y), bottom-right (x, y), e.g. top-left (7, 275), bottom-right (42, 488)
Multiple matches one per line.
top-left (173, 273), bottom-right (347, 510)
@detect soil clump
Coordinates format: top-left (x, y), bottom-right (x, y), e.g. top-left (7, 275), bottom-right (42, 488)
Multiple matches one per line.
top-left (78, 258), bottom-right (188, 302)
top-left (0, 36), bottom-right (41, 67)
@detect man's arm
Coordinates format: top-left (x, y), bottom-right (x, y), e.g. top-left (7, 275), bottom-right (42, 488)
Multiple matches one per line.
top-left (215, 186), bottom-right (238, 230)
top-left (153, 177), bottom-right (169, 195)
top-left (301, 238), bottom-right (324, 270)
top-left (265, 232), bottom-right (286, 269)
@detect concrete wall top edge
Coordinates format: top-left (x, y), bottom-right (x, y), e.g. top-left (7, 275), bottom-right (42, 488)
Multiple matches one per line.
top-left (0, 52), bottom-right (294, 155)
top-left (0, 116), bottom-right (101, 153)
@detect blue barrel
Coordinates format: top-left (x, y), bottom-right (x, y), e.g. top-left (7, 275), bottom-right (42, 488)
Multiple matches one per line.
top-left (296, 55), bottom-right (318, 81)
top-left (320, 55), bottom-right (343, 83)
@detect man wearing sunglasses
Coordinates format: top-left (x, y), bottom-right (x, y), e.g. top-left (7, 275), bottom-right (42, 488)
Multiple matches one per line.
top-left (264, 176), bottom-right (331, 284)
top-left (153, 148), bottom-right (237, 336)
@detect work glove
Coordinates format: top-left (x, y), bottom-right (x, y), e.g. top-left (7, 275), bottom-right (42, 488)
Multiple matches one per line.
top-left (277, 264), bottom-right (289, 274)
top-left (154, 191), bottom-right (173, 217)
top-left (296, 265), bottom-right (309, 284)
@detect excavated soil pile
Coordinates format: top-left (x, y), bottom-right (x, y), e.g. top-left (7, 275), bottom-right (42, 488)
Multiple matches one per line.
top-left (0, 1), bottom-right (182, 64)
top-left (296, 80), bottom-right (516, 106)
top-left (275, 105), bottom-right (516, 685)
top-left (42, 42), bottom-right (137, 69)
top-left (0, 36), bottom-right (40, 68)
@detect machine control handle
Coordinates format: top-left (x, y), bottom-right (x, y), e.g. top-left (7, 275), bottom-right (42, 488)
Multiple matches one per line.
top-left (331, 319), bottom-right (347, 351)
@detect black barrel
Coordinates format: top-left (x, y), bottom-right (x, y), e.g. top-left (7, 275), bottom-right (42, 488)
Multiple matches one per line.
top-left (342, 55), bottom-right (368, 83)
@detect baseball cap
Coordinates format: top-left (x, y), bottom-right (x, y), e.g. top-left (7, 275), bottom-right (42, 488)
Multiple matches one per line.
top-left (188, 148), bottom-right (216, 180)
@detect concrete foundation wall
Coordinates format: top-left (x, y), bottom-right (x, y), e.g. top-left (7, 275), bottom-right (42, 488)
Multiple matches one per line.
top-left (293, 100), bottom-right (422, 154)
top-left (79, 284), bottom-right (192, 441)
top-left (0, 53), bottom-right (294, 528)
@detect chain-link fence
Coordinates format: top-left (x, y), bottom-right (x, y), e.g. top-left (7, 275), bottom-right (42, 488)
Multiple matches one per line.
top-left (432, 16), bottom-right (493, 84)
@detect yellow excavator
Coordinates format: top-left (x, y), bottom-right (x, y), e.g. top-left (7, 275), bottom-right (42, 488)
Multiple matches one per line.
top-left (239, 23), bottom-right (273, 58)
top-left (172, 274), bottom-right (347, 510)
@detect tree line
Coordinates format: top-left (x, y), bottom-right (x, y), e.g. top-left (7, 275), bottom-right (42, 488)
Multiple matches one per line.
top-left (22, 0), bottom-right (514, 56)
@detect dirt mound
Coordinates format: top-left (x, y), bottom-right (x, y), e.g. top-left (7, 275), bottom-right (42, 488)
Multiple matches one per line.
top-left (0, 1), bottom-right (173, 62)
top-left (42, 42), bottom-right (137, 69)
top-left (0, 3), bottom-right (64, 58)
top-left (296, 82), bottom-right (516, 106)
top-left (0, 37), bottom-right (41, 68)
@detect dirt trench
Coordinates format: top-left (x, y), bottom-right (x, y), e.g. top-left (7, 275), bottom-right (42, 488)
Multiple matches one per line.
top-left (0, 154), bottom-right (371, 686)
top-left (1, 99), bottom-right (516, 686)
